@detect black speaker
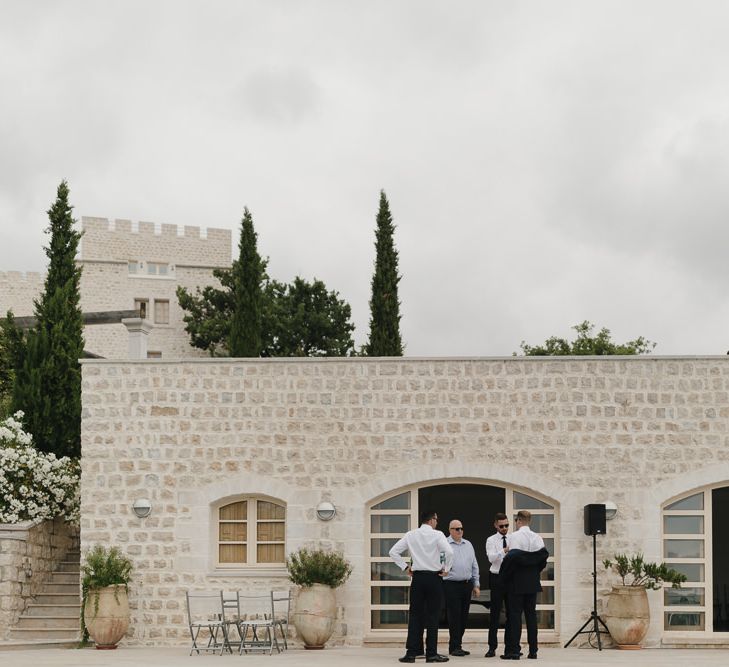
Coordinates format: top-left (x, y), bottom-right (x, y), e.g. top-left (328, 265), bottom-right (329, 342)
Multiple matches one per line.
top-left (584, 504), bottom-right (606, 536)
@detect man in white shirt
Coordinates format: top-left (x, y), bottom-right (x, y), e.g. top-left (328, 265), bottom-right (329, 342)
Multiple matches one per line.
top-left (499, 510), bottom-right (548, 660)
top-left (484, 512), bottom-right (511, 658)
top-left (442, 519), bottom-right (480, 657)
top-left (390, 509), bottom-right (454, 664)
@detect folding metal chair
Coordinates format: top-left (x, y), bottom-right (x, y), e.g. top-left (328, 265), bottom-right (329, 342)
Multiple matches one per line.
top-left (270, 590), bottom-right (292, 650)
top-left (234, 592), bottom-right (280, 654)
top-left (185, 590), bottom-right (233, 655)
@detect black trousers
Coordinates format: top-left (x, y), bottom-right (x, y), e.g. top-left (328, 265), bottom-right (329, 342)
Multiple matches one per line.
top-left (405, 571), bottom-right (444, 657)
top-left (505, 592), bottom-right (537, 656)
top-left (443, 580), bottom-right (472, 651)
top-left (488, 572), bottom-right (510, 651)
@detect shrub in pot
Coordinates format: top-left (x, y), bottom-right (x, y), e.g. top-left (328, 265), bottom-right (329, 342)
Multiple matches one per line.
top-left (81, 545), bottom-right (133, 649)
top-left (286, 547), bottom-right (353, 649)
top-left (602, 553), bottom-right (685, 648)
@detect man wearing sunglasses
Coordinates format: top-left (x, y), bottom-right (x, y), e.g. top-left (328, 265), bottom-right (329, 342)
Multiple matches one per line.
top-left (484, 513), bottom-right (511, 658)
top-left (442, 520), bottom-right (480, 657)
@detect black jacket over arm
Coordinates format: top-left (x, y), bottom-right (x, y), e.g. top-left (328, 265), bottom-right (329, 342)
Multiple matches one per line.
top-left (498, 547), bottom-right (549, 595)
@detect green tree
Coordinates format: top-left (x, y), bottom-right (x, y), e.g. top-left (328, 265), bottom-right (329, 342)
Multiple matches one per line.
top-left (229, 207), bottom-right (265, 357)
top-left (264, 277), bottom-right (355, 356)
top-left (519, 321), bottom-right (655, 356)
top-left (11, 181), bottom-right (84, 458)
top-left (365, 190), bottom-right (403, 356)
top-left (0, 313), bottom-right (24, 417)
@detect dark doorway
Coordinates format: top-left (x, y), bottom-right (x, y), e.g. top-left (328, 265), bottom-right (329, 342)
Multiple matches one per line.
top-left (418, 483), bottom-right (506, 629)
top-left (712, 487), bottom-right (729, 631)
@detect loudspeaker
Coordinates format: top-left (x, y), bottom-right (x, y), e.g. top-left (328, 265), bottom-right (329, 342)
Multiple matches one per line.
top-left (584, 504), bottom-right (606, 536)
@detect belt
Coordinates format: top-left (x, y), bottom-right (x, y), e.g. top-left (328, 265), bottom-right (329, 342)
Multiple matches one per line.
top-left (412, 570), bottom-right (441, 575)
top-left (443, 579), bottom-right (470, 583)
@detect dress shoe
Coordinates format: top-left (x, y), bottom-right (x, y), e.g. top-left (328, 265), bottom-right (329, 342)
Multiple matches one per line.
top-left (426, 655), bottom-right (450, 663)
top-left (500, 655), bottom-right (520, 660)
top-left (398, 656), bottom-right (416, 663)
top-left (449, 649), bottom-right (469, 656)
top-left (527, 654), bottom-right (537, 659)
top-left (485, 649), bottom-right (496, 657)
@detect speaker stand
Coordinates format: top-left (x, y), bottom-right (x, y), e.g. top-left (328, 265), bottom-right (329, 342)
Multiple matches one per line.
top-left (564, 534), bottom-right (611, 650)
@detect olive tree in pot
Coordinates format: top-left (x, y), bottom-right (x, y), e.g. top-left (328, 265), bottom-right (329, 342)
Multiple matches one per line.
top-left (602, 553), bottom-right (686, 648)
top-left (81, 545), bottom-right (133, 649)
top-left (286, 547), bottom-right (353, 649)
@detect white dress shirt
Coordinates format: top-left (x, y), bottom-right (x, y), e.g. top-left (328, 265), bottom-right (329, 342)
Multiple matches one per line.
top-left (486, 532), bottom-right (511, 574)
top-left (389, 524), bottom-right (454, 572)
top-left (508, 525), bottom-right (545, 552)
top-left (442, 536), bottom-right (480, 587)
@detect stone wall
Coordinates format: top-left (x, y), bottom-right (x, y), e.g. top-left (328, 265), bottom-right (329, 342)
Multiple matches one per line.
top-left (0, 517), bottom-right (76, 639)
top-left (79, 356), bottom-right (729, 647)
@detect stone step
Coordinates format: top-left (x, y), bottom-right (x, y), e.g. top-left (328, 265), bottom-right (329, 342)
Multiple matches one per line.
top-left (42, 583), bottom-right (79, 595)
top-left (24, 604), bottom-right (80, 617)
top-left (14, 616), bottom-right (80, 630)
top-left (33, 593), bottom-right (80, 605)
top-left (9, 627), bottom-right (80, 639)
top-left (55, 561), bottom-right (80, 573)
top-left (49, 571), bottom-right (79, 585)
top-left (0, 639), bottom-right (80, 651)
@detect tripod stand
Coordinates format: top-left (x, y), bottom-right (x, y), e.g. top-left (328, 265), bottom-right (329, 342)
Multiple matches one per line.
top-left (564, 533), bottom-right (611, 650)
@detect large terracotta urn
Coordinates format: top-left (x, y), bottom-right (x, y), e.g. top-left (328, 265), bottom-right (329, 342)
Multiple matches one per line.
top-left (292, 583), bottom-right (337, 649)
top-left (604, 585), bottom-right (650, 648)
top-left (84, 584), bottom-right (130, 649)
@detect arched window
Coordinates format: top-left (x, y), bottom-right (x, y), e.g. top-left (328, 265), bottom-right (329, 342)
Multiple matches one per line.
top-left (216, 497), bottom-right (286, 568)
top-left (367, 482), bottom-right (558, 636)
top-left (662, 485), bottom-right (729, 634)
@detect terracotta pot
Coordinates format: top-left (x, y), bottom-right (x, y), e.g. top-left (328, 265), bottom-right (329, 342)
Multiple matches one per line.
top-left (292, 584), bottom-right (337, 649)
top-left (84, 584), bottom-right (130, 649)
top-left (604, 585), bottom-right (650, 648)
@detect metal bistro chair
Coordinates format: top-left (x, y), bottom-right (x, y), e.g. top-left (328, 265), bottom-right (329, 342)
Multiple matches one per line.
top-left (229, 591), bottom-right (280, 655)
top-left (270, 590), bottom-right (292, 650)
top-left (185, 590), bottom-right (233, 655)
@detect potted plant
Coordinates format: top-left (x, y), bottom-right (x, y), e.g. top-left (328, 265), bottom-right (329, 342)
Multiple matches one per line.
top-left (602, 553), bottom-right (686, 648)
top-left (286, 547), bottom-right (353, 649)
top-left (81, 545), bottom-right (133, 649)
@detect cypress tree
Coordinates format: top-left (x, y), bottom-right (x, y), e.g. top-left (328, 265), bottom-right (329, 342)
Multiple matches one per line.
top-left (12, 181), bottom-right (84, 458)
top-left (228, 207), bottom-right (264, 357)
top-left (366, 190), bottom-right (403, 356)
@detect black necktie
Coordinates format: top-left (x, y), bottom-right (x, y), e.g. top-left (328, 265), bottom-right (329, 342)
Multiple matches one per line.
top-left (502, 535), bottom-right (507, 549)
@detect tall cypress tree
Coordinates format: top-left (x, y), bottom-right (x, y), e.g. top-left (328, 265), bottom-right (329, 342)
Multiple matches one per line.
top-left (12, 181), bottom-right (84, 458)
top-left (366, 190), bottom-right (403, 356)
top-left (229, 207), bottom-right (264, 357)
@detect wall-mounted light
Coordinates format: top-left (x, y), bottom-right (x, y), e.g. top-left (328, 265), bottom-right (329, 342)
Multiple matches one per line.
top-left (316, 501), bottom-right (336, 521)
top-left (132, 498), bottom-right (152, 518)
top-left (604, 500), bottom-right (618, 521)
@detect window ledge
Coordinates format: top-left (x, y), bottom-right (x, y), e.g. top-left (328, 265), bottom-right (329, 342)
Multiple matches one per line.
top-left (207, 568), bottom-right (288, 579)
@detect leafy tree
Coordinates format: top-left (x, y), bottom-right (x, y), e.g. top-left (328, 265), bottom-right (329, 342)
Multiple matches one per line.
top-left (0, 313), bottom-right (24, 417)
top-left (229, 207), bottom-right (264, 357)
top-left (519, 321), bottom-right (655, 356)
top-left (365, 190), bottom-right (403, 356)
top-left (177, 257), bottom-right (355, 357)
top-left (264, 277), bottom-right (354, 356)
top-left (11, 181), bottom-right (84, 458)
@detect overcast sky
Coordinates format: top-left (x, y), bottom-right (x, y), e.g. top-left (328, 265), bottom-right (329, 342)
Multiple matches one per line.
top-left (2, 1), bottom-right (729, 356)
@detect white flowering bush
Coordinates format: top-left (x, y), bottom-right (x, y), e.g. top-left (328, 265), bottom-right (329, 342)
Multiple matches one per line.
top-left (0, 411), bottom-right (80, 524)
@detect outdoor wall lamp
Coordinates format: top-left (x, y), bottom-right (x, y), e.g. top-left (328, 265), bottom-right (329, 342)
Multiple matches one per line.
top-left (603, 500), bottom-right (618, 520)
top-left (316, 501), bottom-right (336, 521)
top-left (132, 498), bottom-right (152, 518)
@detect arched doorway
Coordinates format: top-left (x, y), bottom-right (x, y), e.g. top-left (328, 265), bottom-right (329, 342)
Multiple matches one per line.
top-left (367, 480), bottom-right (558, 636)
top-left (662, 484), bottom-right (729, 634)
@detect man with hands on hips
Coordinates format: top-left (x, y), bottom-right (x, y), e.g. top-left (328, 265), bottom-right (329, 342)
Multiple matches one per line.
top-left (390, 509), bottom-right (454, 664)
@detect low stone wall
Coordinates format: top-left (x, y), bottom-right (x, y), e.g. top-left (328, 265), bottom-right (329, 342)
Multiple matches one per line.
top-left (0, 517), bottom-right (76, 639)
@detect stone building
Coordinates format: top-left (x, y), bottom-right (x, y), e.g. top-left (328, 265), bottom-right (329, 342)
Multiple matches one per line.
top-left (0, 217), bottom-right (231, 359)
top-left (79, 355), bottom-right (729, 648)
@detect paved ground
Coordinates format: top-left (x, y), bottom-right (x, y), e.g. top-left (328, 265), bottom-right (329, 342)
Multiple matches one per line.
top-left (1, 646), bottom-right (728, 667)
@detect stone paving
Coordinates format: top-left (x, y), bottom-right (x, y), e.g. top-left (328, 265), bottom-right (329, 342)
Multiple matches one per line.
top-left (1, 647), bottom-right (728, 667)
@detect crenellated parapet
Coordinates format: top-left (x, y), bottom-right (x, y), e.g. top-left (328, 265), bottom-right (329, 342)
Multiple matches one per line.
top-left (80, 217), bottom-right (231, 267)
top-left (0, 271), bottom-right (45, 317)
